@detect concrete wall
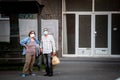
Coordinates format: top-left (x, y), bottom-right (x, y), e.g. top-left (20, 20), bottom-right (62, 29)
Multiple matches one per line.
top-left (39, 0), bottom-right (62, 57)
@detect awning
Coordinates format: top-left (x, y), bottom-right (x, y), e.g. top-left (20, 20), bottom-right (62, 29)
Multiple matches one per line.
top-left (0, 1), bottom-right (44, 14)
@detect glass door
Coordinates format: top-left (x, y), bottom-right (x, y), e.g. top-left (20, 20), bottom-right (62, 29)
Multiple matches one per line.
top-left (76, 14), bottom-right (109, 56)
top-left (76, 14), bottom-right (91, 56)
top-left (94, 15), bottom-right (108, 55)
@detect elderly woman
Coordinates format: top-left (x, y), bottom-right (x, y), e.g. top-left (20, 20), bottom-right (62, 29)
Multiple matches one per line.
top-left (20, 30), bottom-right (40, 77)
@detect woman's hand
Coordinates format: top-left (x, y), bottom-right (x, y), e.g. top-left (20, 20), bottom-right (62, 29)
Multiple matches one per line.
top-left (25, 45), bottom-right (28, 49)
top-left (39, 48), bottom-right (43, 55)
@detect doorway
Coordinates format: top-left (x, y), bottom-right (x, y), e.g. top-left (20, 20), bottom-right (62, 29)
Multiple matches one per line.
top-left (111, 14), bottom-right (120, 55)
top-left (76, 14), bottom-right (109, 56)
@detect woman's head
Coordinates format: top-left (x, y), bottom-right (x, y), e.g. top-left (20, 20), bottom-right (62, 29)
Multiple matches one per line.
top-left (28, 30), bottom-right (36, 38)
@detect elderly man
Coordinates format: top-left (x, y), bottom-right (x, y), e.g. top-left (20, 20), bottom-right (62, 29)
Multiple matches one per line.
top-left (40, 28), bottom-right (56, 77)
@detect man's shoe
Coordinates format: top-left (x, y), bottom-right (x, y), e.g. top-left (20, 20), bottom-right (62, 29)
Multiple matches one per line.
top-left (44, 74), bottom-right (49, 76)
top-left (48, 74), bottom-right (53, 77)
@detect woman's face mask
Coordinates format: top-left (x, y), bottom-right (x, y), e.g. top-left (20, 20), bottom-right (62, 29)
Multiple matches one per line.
top-left (30, 33), bottom-right (35, 38)
top-left (44, 31), bottom-right (48, 35)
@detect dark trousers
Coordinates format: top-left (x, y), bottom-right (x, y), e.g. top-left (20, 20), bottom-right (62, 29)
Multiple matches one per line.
top-left (44, 53), bottom-right (53, 75)
top-left (35, 55), bottom-right (42, 69)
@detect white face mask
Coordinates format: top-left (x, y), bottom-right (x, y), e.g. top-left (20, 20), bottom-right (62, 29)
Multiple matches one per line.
top-left (44, 31), bottom-right (48, 35)
top-left (30, 34), bottom-right (35, 38)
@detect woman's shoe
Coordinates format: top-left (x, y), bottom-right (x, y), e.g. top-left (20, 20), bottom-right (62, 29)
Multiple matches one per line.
top-left (30, 73), bottom-right (36, 76)
top-left (21, 73), bottom-right (26, 77)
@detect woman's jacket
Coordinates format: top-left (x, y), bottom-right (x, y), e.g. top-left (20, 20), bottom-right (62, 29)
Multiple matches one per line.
top-left (20, 37), bottom-right (40, 56)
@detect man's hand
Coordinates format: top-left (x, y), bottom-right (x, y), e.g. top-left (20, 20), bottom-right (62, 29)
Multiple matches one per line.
top-left (52, 52), bottom-right (56, 56)
top-left (40, 48), bottom-right (42, 52)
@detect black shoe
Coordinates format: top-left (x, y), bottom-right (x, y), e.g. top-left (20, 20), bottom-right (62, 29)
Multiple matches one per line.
top-left (44, 74), bottom-right (49, 76)
top-left (48, 74), bottom-right (53, 77)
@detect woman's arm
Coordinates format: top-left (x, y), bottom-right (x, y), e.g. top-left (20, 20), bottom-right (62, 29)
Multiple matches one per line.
top-left (20, 37), bottom-right (29, 47)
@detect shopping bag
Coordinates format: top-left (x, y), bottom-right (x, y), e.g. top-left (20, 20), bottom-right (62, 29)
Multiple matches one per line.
top-left (52, 56), bottom-right (60, 65)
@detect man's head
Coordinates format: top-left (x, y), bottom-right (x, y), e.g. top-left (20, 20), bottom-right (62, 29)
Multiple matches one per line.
top-left (43, 28), bottom-right (49, 35)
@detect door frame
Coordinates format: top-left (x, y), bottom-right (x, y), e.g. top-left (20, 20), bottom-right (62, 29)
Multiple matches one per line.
top-left (75, 13), bottom-right (93, 56)
top-left (75, 12), bottom-right (111, 57)
top-left (94, 13), bottom-right (111, 56)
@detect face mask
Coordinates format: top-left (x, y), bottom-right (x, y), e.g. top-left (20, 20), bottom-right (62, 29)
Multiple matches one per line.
top-left (44, 31), bottom-right (48, 35)
top-left (30, 34), bottom-right (35, 38)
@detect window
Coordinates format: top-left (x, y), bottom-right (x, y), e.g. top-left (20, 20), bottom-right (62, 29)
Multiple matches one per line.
top-left (95, 0), bottom-right (120, 11)
top-left (66, 14), bottom-right (75, 54)
top-left (66, 0), bottom-right (92, 11)
top-left (79, 15), bottom-right (91, 48)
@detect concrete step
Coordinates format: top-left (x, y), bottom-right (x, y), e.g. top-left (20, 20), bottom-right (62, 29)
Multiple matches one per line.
top-left (60, 57), bottom-right (120, 62)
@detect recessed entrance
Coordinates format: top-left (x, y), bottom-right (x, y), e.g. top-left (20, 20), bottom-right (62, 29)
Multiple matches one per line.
top-left (62, 0), bottom-right (120, 57)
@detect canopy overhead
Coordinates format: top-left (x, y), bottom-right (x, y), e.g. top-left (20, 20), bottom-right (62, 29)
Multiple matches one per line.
top-left (0, 1), bottom-right (44, 14)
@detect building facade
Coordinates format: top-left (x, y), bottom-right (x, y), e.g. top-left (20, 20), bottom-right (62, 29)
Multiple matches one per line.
top-left (0, 0), bottom-right (120, 58)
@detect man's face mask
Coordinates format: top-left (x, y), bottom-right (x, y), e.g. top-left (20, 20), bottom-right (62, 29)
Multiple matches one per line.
top-left (44, 31), bottom-right (48, 35)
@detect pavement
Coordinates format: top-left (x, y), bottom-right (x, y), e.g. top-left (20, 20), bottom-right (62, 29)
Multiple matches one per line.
top-left (1, 57), bottom-right (120, 80)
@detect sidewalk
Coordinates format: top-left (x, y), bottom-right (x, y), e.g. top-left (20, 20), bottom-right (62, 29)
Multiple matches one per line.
top-left (0, 57), bottom-right (120, 80)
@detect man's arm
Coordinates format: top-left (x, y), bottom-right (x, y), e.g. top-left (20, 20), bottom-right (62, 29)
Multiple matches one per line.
top-left (51, 35), bottom-right (56, 56)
